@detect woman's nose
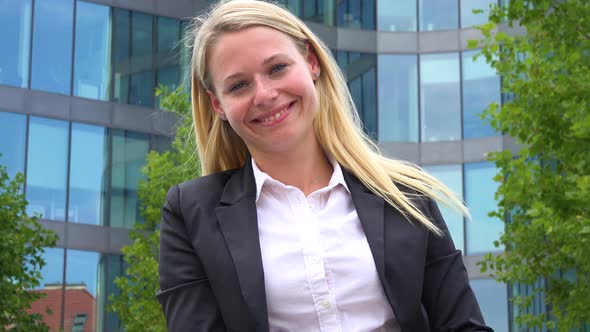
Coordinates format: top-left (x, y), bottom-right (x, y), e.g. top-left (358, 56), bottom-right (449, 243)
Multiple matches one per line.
top-left (252, 77), bottom-right (278, 106)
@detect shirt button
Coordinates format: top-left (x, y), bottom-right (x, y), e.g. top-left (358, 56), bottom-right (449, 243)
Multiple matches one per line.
top-left (319, 299), bottom-right (331, 309)
top-left (310, 257), bottom-right (321, 264)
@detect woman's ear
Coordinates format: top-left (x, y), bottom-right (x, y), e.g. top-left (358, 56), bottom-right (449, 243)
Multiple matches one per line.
top-left (206, 90), bottom-right (227, 120)
top-left (306, 43), bottom-right (321, 79)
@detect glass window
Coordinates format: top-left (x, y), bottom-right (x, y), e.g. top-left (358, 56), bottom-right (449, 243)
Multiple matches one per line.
top-left (104, 255), bottom-right (125, 331)
top-left (65, 250), bottom-right (102, 332)
top-left (156, 16), bottom-right (181, 107)
top-left (0, 0), bottom-right (32, 88)
top-left (461, 0), bottom-right (496, 28)
top-left (419, 0), bottom-right (458, 31)
top-left (462, 50), bottom-right (501, 139)
top-left (69, 123), bottom-right (109, 225)
top-left (470, 279), bottom-right (509, 331)
top-left (26, 117), bottom-right (69, 221)
top-left (378, 0), bottom-right (417, 31)
top-left (378, 55), bottom-right (419, 142)
top-left (73, 1), bottom-right (111, 101)
top-left (362, 67), bottom-right (377, 137)
top-left (112, 8), bottom-right (131, 104)
top-left (0, 112), bottom-right (27, 178)
top-left (420, 53), bottom-right (461, 142)
top-left (303, 0), bottom-right (334, 25)
top-left (337, 0), bottom-right (375, 29)
top-left (30, 0), bottom-right (74, 95)
top-left (129, 12), bottom-right (154, 107)
top-left (28, 248), bottom-right (65, 331)
top-left (423, 164), bottom-right (464, 252)
top-left (287, 0), bottom-right (303, 17)
top-left (110, 129), bottom-right (149, 229)
top-left (464, 161), bottom-right (504, 254)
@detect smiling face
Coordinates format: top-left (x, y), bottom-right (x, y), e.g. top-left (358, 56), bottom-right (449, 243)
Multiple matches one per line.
top-left (206, 26), bottom-right (321, 159)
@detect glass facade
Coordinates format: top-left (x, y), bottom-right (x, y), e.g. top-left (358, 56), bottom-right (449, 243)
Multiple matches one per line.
top-left (0, 0), bottom-right (31, 88)
top-left (471, 279), bottom-right (509, 331)
top-left (337, 0), bottom-right (375, 29)
top-left (73, 1), bottom-right (111, 100)
top-left (2, 0), bottom-right (521, 330)
top-left (419, 0), bottom-right (458, 31)
top-left (378, 0), bottom-right (416, 32)
top-left (30, 0), bottom-right (74, 95)
top-left (69, 123), bottom-right (109, 225)
top-left (26, 117), bottom-right (69, 221)
top-left (465, 161), bottom-right (504, 255)
top-left (462, 50), bottom-right (501, 139)
top-left (378, 55), bottom-right (418, 142)
top-left (461, 0), bottom-right (497, 28)
top-left (110, 130), bottom-right (149, 229)
top-left (336, 51), bottom-right (378, 137)
top-left (423, 164), bottom-right (464, 252)
top-left (0, 112), bottom-right (27, 178)
top-left (420, 53), bottom-right (461, 142)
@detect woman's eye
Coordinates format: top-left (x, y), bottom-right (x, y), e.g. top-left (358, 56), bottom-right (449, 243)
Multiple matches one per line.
top-left (229, 82), bottom-right (247, 92)
top-left (270, 64), bottom-right (287, 75)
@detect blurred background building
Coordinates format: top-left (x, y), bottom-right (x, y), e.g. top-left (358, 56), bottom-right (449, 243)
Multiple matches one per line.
top-left (0, 0), bottom-right (514, 330)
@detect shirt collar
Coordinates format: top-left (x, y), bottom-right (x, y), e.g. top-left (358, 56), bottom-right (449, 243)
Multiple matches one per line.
top-left (251, 156), bottom-right (350, 202)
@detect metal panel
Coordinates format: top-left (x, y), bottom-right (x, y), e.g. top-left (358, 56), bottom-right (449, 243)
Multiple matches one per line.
top-left (421, 140), bottom-right (463, 165)
top-left (379, 142), bottom-right (420, 164)
top-left (419, 30), bottom-right (461, 53)
top-left (378, 32), bottom-right (418, 53)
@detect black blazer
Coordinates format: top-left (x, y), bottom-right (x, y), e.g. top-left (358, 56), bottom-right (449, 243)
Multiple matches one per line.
top-left (157, 160), bottom-right (494, 332)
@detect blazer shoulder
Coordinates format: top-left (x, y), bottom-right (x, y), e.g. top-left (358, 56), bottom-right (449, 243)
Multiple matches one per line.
top-left (167, 168), bottom-right (240, 210)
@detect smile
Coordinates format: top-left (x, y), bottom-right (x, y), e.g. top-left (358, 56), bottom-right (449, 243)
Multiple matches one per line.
top-left (256, 101), bottom-right (295, 126)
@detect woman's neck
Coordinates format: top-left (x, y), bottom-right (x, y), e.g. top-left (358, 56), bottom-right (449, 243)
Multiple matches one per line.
top-left (251, 141), bottom-right (333, 196)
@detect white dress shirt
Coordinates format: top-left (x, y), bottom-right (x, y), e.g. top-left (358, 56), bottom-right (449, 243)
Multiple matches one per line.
top-left (252, 159), bottom-right (401, 332)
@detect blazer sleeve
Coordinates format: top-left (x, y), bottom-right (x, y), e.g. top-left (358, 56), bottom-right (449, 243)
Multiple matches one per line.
top-left (157, 184), bottom-right (227, 332)
top-left (421, 198), bottom-right (495, 332)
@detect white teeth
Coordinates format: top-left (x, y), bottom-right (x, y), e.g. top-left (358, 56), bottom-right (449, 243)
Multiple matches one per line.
top-left (261, 107), bottom-right (289, 123)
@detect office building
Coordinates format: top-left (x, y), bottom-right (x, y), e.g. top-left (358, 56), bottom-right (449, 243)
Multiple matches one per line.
top-left (0, 0), bottom-right (514, 330)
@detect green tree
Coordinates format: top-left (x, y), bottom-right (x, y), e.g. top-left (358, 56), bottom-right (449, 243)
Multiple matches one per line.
top-left (470, 1), bottom-right (590, 330)
top-left (0, 163), bottom-right (58, 331)
top-left (109, 86), bottom-right (199, 332)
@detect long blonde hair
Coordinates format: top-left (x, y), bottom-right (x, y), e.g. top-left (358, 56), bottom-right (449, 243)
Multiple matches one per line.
top-left (187, 0), bottom-right (469, 234)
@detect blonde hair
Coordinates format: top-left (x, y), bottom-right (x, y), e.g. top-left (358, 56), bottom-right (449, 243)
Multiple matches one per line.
top-left (187, 0), bottom-right (469, 234)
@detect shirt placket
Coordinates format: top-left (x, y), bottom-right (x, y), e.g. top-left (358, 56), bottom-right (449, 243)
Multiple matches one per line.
top-left (288, 190), bottom-right (341, 332)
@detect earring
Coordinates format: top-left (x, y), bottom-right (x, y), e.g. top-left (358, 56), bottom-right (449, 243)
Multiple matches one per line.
top-left (314, 72), bottom-right (320, 80)
top-left (219, 114), bottom-right (227, 121)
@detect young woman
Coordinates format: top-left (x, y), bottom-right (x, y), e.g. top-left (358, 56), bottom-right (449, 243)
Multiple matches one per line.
top-left (157, 1), bottom-right (494, 331)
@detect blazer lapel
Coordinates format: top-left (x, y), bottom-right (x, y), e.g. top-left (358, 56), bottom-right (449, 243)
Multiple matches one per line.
top-left (215, 161), bottom-right (269, 332)
top-left (343, 169), bottom-right (423, 331)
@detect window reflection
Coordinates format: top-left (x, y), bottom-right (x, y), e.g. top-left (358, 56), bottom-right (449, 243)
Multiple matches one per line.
top-left (378, 55), bottom-right (418, 142)
top-left (423, 164), bottom-right (464, 252)
top-left (420, 53), bottom-right (461, 142)
top-left (303, 0), bottom-right (334, 25)
top-left (462, 50), bottom-right (501, 139)
top-left (338, 52), bottom-right (378, 137)
top-left (337, 0), bottom-right (375, 29)
top-left (0, 112), bottom-right (27, 178)
top-left (28, 248), bottom-right (65, 332)
top-left (65, 250), bottom-right (102, 332)
top-left (419, 0), bottom-right (458, 31)
top-left (464, 162), bottom-right (504, 254)
top-left (471, 279), bottom-right (509, 331)
top-left (73, 1), bottom-right (111, 101)
top-left (110, 129), bottom-right (149, 229)
top-left (26, 117), bottom-right (69, 221)
top-left (156, 16), bottom-right (182, 107)
top-left (129, 12), bottom-right (154, 107)
top-left (30, 0), bottom-right (74, 95)
top-left (0, 0), bottom-right (31, 88)
top-left (69, 123), bottom-right (109, 225)
top-left (377, 0), bottom-right (416, 31)
top-left (461, 0), bottom-right (497, 28)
